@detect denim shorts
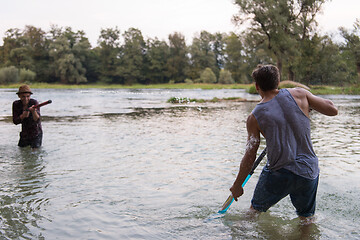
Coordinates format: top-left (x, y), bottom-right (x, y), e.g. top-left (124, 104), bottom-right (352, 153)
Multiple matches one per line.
top-left (251, 167), bottom-right (319, 217)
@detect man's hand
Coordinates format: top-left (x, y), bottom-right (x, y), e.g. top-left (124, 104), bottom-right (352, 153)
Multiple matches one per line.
top-left (21, 109), bottom-right (30, 119)
top-left (28, 105), bottom-right (40, 121)
top-left (28, 105), bottom-right (35, 113)
top-left (230, 184), bottom-right (244, 201)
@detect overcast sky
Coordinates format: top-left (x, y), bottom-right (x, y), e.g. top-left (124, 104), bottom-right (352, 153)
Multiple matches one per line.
top-left (0, 0), bottom-right (359, 47)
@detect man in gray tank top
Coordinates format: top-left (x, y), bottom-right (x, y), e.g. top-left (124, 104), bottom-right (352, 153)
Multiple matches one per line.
top-left (230, 65), bottom-right (338, 221)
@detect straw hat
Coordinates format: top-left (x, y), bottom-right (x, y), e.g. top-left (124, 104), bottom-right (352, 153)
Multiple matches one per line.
top-left (16, 84), bottom-right (33, 95)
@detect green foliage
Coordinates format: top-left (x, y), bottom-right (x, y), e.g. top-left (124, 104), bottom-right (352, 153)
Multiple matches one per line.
top-left (167, 96), bottom-right (249, 103)
top-left (210, 97), bottom-right (220, 102)
top-left (0, 66), bottom-right (19, 83)
top-left (188, 31), bottom-right (218, 80)
top-left (310, 85), bottom-right (343, 95)
top-left (19, 68), bottom-right (36, 82)
top-left (48, 26), bottom-right (89, 84)
top-left (193, 78), bottom-right (201, 83)
top-left (184, 78), bottom-right (193, 84)
top-left (49, 36), bottom-right (86, 84)
top-left (234, 0), bottom-right (327, 81)
top-left (167, 97), bottom-right (201, 103)
top-left (218, 69), bottom-right (234, 84)
top-left (146, 38), bottom-right (170, 84)
top-left (224, 32), bottom-right (248, 83)
top-left (278, 83), bottom-right (297, 89)
top-left (97, 27), bottom-right (121, 83)
top-left (247, 84), bottom-right (257, 94)
top-left (340, 19), bottom-right (360, 84)
top-left (295, 35), bottom-right (356, 85)
top-left (166, 32), bottom-right (189, 83)
top-left (200, 68), bottom-right (216, 83)
top-left (344, 85), bottom-right (360, 94)
top-left (117, 28), bottom-right (146, 85)
top-left (1, 17), bottom-right (360, 88)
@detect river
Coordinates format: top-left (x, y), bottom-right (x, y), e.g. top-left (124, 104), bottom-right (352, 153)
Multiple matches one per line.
top-left (0, 88), bottom-right (359, 239)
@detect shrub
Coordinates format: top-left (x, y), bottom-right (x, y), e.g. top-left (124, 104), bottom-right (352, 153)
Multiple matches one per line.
top-left (184, 78), bottom-right (193, 84)
top-left (0, 66), bottom-right (19, 84)
top-left (167, 97), bottom-right (205, 103)
top-left (218, 69), bottom-right (235, 84)
top-left (200, 68), bottom-right (217, 83)
top-left (247, 84), bottom-right (258, 94)
top-left (167, 97), bottom-right (191, 103)
top-left (19, 69), bottom-right (36, 83)
top-left (193, 78), bottom-right (201, 83)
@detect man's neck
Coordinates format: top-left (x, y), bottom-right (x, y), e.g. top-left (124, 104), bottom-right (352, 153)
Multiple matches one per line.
top-left (259, 89), bottom-right (280, 103)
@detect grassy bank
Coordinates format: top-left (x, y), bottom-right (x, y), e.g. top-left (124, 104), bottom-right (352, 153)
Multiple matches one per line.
top-left (1, 82), bottom-right (359, 95)
top-left (310, 85), bottom-right (360, 95)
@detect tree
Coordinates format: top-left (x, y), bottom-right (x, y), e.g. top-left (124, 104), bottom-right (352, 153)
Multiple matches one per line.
top-left (48, 26), bottom-right (89, 84)
top-left (146, 38), bottom-right (170, 83)
top-left (213, 32), bottom-right (227, 71)
top-left (234, 0), bottom-right (328, 81)
top-left (97, 27), bottom-right (121, 83)
top-left (22, 25), bottom-right (50, 82)
top-left (84, 49), bottom-right (101, 83)
top-left (1, 26), bottom-right (51, 82)
top-left (295, 35), bottom-right (355, 85)
top-left (242, 31), bottom-right (274, 82)
top-left (188, 31), bottom-right (218, 80)
top-left (166, 32), bottom-right (189, 83)
top-left (1, 28), bottom-right (33, 69)
top-left (340, 19), bottom-right (360, 83)
top-left (218, 69), bottom-right (234, 84)
top-left (117, 28), bottom-right (146, 84)
top-left (224, 33), bottom-right (248, 83)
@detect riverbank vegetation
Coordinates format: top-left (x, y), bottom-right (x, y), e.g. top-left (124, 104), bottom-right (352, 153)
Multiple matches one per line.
top-left (167, 96), bottom-right (258, 104)
top-left (0, 1), bottom-right (359, 93)
top-left (2, 82), bottom-right (358, 95)
top-left (0, 82), bottom-right (250, 90)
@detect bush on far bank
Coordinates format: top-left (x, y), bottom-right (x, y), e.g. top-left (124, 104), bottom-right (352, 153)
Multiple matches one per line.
top-left (218, 69), bottom-right (235, 84)
top-left (0, 66), bottom-right (36, 84)
top-left (0, 66), bottom-right (19, 84)
top-left (200, 68), bottom-right (217, 83)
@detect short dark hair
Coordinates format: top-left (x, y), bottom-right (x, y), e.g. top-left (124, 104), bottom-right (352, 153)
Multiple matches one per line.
top-left (251, 65), bottom-right (280, 91)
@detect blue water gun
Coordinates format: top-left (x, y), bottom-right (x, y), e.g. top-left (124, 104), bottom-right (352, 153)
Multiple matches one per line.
top-left (218, 147), bottom-right (267, 214)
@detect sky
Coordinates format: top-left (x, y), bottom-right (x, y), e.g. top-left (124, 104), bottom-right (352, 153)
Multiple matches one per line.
top-left (0, 0), bottom-right (359, 47)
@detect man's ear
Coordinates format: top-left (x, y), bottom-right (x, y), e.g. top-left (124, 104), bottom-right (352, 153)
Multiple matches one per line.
top-left (255, 83), bottom-right (260, 92)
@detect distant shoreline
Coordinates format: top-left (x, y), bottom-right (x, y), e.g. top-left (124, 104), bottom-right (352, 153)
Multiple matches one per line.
top-left (0, 82), bottom-right (251, 90)
top-left (1, 82), bottom-right (359, 95)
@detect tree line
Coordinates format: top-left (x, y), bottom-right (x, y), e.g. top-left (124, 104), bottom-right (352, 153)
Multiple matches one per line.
top-left (0, 0), bottom-right (359, 86)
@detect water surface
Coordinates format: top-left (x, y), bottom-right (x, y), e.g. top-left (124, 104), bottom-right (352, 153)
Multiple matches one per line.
top-left (1, 88), bottom-right (359, 239)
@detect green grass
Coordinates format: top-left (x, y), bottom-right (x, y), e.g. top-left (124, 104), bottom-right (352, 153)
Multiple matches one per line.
top-left (309, 85), bottom-right (345, 95)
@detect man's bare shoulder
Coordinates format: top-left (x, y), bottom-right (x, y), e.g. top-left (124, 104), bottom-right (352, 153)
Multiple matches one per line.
top-left (247, 113), bottom-right (257, 123)
top-left (287, 87), bottom-right (310, 97)
top-left (288, 88), bottom-right (314, 103)
top-left (247, 113), bottom-right (260, 130)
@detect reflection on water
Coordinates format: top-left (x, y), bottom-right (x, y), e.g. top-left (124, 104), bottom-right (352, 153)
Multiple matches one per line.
top-left (0, 89), bottom-right (359, 239)
top-left (0, 148), bottom-right (48, 239)
top-left (224, 212), bottom-right (321, 240)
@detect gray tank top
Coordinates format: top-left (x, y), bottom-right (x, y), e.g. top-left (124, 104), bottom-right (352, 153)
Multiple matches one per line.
top-left (252, 89), bottom-right (319, 179)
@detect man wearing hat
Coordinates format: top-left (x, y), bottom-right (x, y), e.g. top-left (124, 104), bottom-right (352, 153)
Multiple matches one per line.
top-left (12, 84), bottom-right (43, 148)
